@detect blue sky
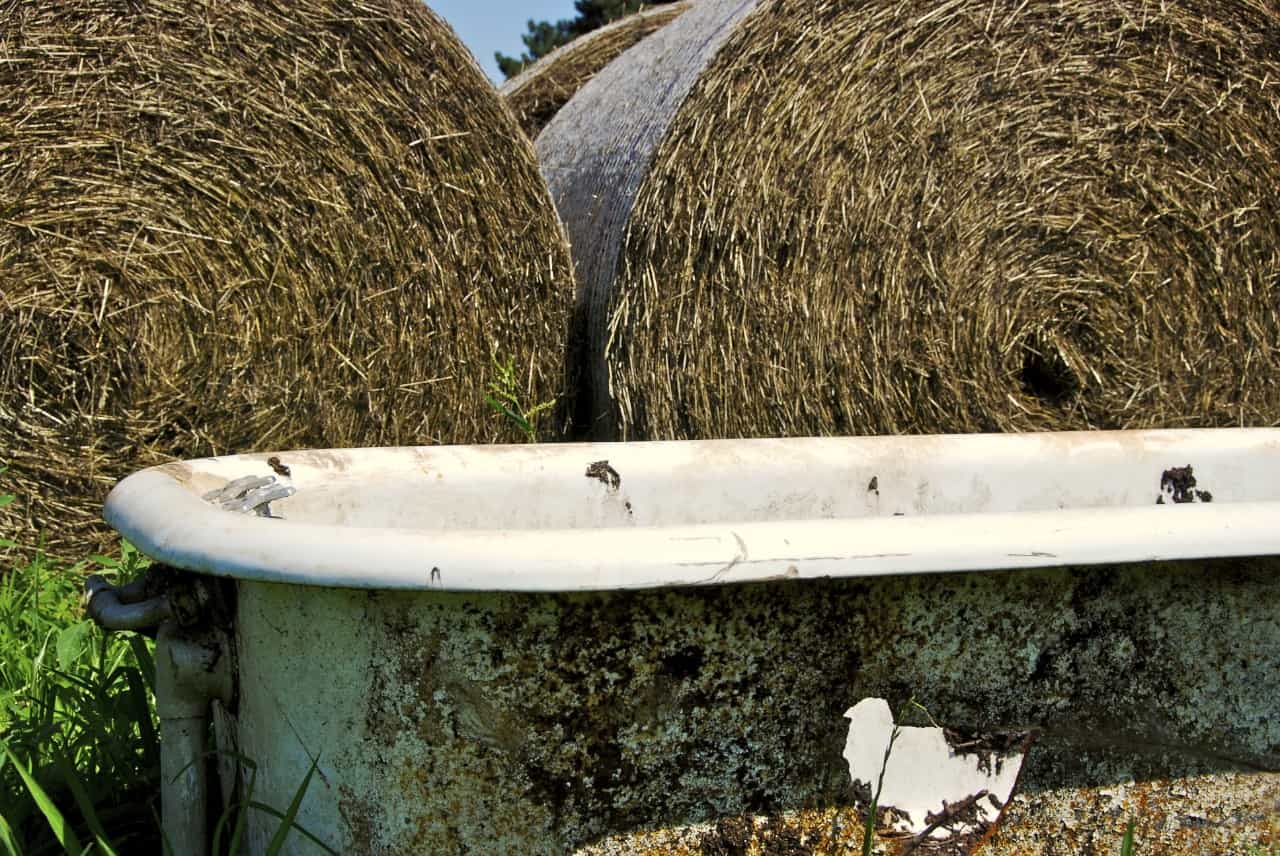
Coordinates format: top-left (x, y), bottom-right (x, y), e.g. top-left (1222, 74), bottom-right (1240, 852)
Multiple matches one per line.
top-left (428, 1), bottom-right (580, 82)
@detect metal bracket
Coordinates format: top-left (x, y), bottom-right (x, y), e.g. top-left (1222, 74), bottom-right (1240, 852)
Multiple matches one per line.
top-left (202, 475), bottom-right (295, 517)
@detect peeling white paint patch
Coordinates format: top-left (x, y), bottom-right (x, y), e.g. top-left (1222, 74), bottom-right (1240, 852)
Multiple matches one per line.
top-left (842, 698), bottom-right (1026, 837)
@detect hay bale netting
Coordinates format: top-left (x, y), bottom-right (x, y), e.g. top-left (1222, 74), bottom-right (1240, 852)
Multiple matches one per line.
top-left (500, 3), bottom-right (690, 138)
top-left (0, 0), bottom-right (575, 555)
top-left (540, 0), bottom-right (1280, 441)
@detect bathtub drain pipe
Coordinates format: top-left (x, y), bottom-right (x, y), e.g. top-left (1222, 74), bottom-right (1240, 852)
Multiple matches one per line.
top-left (86, 572), bottom-right (233, 856)
top-left (84, 574), bottom-right (173, 631)
top-left (156, 622), bottom-right (233, 856)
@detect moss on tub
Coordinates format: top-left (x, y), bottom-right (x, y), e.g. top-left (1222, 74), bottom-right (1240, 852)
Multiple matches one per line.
top-left (225, 557), bottom-right (1280, 853)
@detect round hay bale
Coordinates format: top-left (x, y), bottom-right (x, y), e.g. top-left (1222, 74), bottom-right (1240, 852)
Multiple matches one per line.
top-left (500, 3), bottom-right (690, 138)
top-left (0, 0), bottom-right (575, 555)
top-left (539, 0), bottom-right (1280, 441)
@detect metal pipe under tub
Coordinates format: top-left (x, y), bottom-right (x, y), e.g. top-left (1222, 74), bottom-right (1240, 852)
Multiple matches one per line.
top-left (86, 572), bottom-right (233, 856)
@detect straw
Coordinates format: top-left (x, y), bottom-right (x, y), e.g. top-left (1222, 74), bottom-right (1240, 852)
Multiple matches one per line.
top-left (540, 0), bottom-right (1280, 441)
top-left (0, 0), bottom-right (575, 554)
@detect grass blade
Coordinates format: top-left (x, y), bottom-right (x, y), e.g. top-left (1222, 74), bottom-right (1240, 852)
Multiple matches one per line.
top-left (223, 759), bottom-right (257, 856)
top-left (210, 805), bottom-right (231, 856)
top-left (0, 811), bottom-right (23, 856)
top-left (57, 756), bottom-right (120, 856)
top-left (120, 668), bottom-right (159, 771)
top-left (250, 799), bottom-right (337, 856)
top-left (1121, 820), bottom-right (1136, 856)
top-left (263, 756), bottom-right (321, 856)
top-left (125, 637), bottom-right (155, 695)
top-left (149, 802), bottom-right (173, 856)
top-left (861, 796), bottom-right (877, 856)
top-left (2, 745), bottom-right (83, 855)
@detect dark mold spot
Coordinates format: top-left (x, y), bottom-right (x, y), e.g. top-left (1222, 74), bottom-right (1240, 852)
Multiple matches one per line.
top-left (1161, 465), bottom-right (1206, 504)
top-left (868, 475), bottom-right (879, 494)
top-left (1030, 647), bottom-right (1054, 681)
top-left (624, 500), bottom-right (633, 515)
top-left (1179, 814), bottom-right (1224, 830)
top-left (586, 460), bottom-right (621, 491)
top-left (697, 815), bottom-right (753, 855)
top-left (660, 646), bottom-right (704, 680)
top-left (266, 455), bottom-right (290, 477)
top-left (695, 814), bottom-right (814, 856)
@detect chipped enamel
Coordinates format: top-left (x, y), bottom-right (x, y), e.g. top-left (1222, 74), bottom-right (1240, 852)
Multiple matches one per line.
top-left (842, 698), bottom-right (1026, 837)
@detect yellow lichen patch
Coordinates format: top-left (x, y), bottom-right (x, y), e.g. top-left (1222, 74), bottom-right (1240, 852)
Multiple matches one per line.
top-left (576, 808), bottom-right (886, 855)
top-left (981, 771), bottom-right (1280, 854)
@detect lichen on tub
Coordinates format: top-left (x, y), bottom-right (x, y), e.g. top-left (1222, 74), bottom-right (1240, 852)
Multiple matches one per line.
top-left (217, 556), bottom-right (1280, 854)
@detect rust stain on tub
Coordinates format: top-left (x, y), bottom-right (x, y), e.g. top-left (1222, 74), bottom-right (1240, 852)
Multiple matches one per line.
top-left (157, 460), bottom-right (231, 499)
top-left (287, 449), bottom-right (350, 472)
top-left (1159, 464), bottom-right (1215, 504)
top-left (157, 460), bottom-right (194, 486)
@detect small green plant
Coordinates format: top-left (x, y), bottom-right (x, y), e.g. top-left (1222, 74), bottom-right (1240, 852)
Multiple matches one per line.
top-left (484, 354), bottom-right (555, 442)
top-left (860, 790), bottom-right (878, 856)
top-left (0, 467), bottom-right (15, 551)
top-left (0, 537), bottom-right (159, 854)
top-left (197, 751), bottom-right (335, 856)
top-left (1, 470), bottom-right (340, 853)
top-left (1121, 819), bottom-right (1136, 855)
top-left (860, 703), bottom-right (905, 856)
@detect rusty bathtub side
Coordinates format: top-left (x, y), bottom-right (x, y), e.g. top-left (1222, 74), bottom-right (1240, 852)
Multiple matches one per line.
top-left (217, 556), bottom-right (1279, 854)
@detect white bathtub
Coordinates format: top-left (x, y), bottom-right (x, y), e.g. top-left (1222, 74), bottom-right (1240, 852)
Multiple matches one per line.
top-left (104, 429), bottom-right (1280, 853)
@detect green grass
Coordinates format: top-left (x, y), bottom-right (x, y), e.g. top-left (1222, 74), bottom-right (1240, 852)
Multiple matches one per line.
top-left (1121, 819), bottom-right (1136, 855)
top-left (0, 472), bottom-right (336, 855)
top-left (485, 353), bottom-right (556, 442)
top-left (0, 519), bottom-right (161, 855)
